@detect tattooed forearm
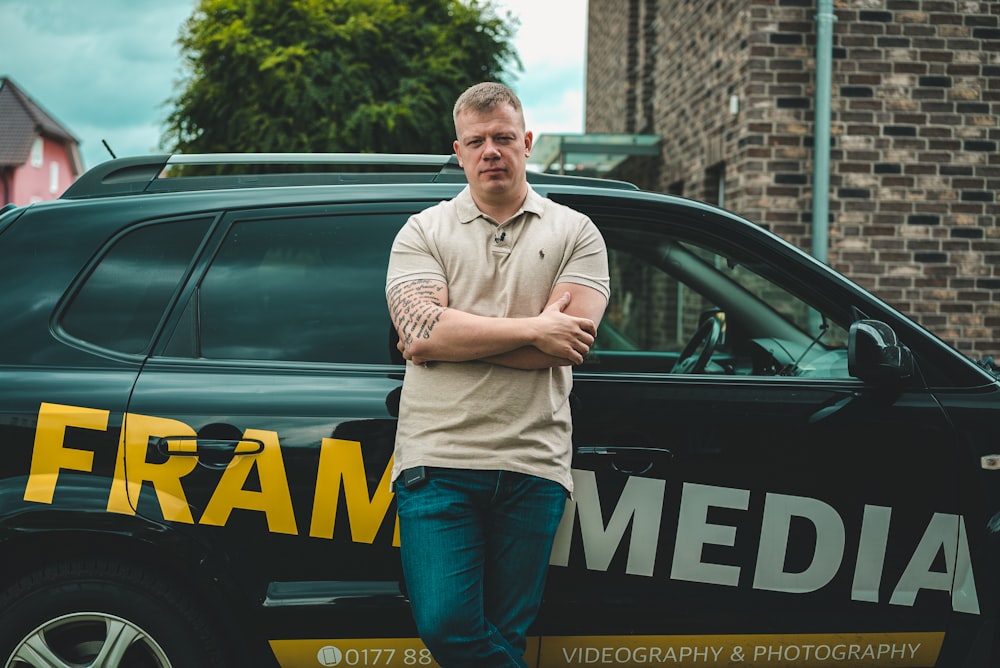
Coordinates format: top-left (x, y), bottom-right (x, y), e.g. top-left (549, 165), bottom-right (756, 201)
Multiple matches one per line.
top-left (387, 280), bottom-right (447, 346)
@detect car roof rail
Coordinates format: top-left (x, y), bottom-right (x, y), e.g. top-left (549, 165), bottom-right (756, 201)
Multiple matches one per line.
top-left (61, 153), bottom-right (636, 200)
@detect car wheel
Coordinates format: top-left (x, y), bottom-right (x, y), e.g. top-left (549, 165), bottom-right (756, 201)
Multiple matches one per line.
top-left (0, 560), bottom-right (227, 668)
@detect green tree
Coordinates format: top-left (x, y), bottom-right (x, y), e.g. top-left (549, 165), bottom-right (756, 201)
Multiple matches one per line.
top-left (163, 0), bottom-right (520, 155)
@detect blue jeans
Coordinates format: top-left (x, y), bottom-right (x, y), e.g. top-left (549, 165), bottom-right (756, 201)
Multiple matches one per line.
top-left (395, 468), bottom-right (567, 668)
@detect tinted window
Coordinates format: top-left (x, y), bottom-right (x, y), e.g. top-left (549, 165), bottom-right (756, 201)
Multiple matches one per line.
top-left (590, 227), bottom-right (850, 378)
top-left (61, 219), bottom-right (211, 354)
top-left (166, 213), bottom-right (402, 364)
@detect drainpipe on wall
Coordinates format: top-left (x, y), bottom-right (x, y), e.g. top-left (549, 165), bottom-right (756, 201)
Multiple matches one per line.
top-left (812, 0), bottom-right (836, 264)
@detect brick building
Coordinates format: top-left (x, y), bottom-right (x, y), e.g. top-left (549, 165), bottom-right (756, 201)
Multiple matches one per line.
top-left (585, 0), bottom-right (999, 358)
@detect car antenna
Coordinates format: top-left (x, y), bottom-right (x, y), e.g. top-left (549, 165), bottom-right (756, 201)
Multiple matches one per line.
top-left (101, 140), bottom-right (117, 159)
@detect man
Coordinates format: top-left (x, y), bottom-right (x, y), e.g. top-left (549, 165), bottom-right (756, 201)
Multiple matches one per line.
top-left (386, 82), bottom-right (609, 667)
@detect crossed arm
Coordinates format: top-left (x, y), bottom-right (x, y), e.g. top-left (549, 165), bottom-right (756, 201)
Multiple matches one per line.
top-left (387, 278), bottom-right (607, 369)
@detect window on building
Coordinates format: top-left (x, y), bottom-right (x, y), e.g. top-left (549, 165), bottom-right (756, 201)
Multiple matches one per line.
top-left (30, 138), bottom-right (43, 168)
top-left (49, 161), bottom-right (59, 194)
top-left (704, 162), bottom-right (725, 207)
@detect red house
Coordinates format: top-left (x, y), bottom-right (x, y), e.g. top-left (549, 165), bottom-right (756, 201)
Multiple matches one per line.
top-left (0, 77), bottom-right (83, 206)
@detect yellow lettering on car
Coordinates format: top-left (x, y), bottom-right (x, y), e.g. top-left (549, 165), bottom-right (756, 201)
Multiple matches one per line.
top-left (309, 437), bottom-right (399, 546)
top-left (200, 428), bottom-right (298, 535)
top-left (24, 402), bottom-right (108, 503)
top-left (107, 412), bottom-right (198, 522)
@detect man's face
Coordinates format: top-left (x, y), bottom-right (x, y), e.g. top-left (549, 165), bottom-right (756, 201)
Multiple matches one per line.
top-left (453, 104), bottom-right (533, 204)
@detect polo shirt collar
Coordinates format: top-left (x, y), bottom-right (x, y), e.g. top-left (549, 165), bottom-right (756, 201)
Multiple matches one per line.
top-left (455, 185), bottom-right (546, 225)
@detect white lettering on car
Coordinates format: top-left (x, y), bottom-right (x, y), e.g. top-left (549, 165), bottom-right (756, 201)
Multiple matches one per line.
top-left (890, 512), bottom-right (980, 615)
top-left (851, 503), bottom-right (892, 603)
top-left (670, 482), bottom-right (749, 587)
top-left (550, 472), bottom-right (981, 615)
top-left (753, 492), bottom-right (846, 594)
top-left (549, 469), bottom-right (664, 577)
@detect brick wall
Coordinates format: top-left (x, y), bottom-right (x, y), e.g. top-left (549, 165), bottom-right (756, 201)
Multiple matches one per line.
top-left (585, 0), bottom-right (633, 134)
top-left (586, 0), bottom-right (1000, 359)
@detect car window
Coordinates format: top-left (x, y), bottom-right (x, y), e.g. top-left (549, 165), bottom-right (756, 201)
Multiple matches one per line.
top-left (61, 218), bottom-right (212, 355)
top-left (164, 213), bottom-right (402, 364)
top-left (588, 227), bottom-right (851, 378)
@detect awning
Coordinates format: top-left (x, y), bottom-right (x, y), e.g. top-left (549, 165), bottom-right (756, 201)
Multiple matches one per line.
top-left (528, 133), bottom-right (661, 177)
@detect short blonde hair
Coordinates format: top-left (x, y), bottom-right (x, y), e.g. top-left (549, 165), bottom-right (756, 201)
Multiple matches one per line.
top-left (453, 82), bottom-right (525, 133)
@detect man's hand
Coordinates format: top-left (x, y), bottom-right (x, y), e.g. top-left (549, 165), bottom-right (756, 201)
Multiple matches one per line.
top-left (398, 337), bottom-right (432, 366)
top-left (530, 292), bottom-right (597, 365)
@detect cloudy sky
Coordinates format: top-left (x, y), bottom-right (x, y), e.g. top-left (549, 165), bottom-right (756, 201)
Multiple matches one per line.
top-left (1, 0), bottom-right (587, 171)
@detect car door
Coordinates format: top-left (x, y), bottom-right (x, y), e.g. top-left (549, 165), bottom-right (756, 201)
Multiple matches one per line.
top-left (121, 204), bottom-right (425, 658)
top-left (534, 201), bottom-right (970, 667)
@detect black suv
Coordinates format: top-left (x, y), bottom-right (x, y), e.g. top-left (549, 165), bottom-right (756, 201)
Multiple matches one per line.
top-left (1, 154), bottom-right (998, 668)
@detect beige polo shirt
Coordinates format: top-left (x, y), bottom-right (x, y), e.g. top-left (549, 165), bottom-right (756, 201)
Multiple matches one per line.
top-left (385, 186), bottom-right (610, 492)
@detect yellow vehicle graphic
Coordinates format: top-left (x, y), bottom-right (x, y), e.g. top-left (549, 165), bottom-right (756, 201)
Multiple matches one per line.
top-left (269, 633), bottom-right (944, 667)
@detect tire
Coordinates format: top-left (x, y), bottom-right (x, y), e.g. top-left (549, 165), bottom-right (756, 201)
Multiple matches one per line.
top-left (0, 560), bottom-right (227, 668)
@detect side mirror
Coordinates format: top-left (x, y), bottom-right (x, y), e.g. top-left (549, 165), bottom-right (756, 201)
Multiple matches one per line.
top-left (848, 319), bottom-right (913, 383)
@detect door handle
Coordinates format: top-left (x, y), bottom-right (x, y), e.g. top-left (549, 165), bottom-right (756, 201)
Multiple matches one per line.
top-left (576, 446), bottom-right (673, 458)
top-left (149, 436), bottom-right (265, 457)
top-left (576, 446), bottom-right (673, 475)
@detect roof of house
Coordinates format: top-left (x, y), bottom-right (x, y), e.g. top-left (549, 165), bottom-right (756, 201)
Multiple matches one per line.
top-left (0, 76), bottom-right (82, 173)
